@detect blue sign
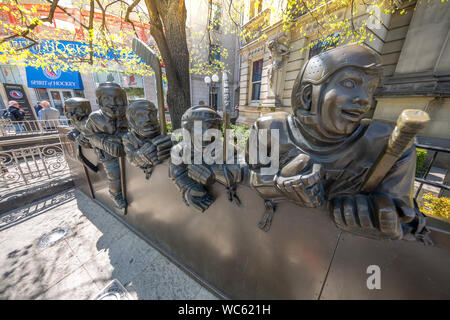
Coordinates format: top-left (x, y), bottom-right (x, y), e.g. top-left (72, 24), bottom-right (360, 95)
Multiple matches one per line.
top-left (26, 66), bottom-right (84, 89)
top-left (9, 39), bottom-right (145, 63)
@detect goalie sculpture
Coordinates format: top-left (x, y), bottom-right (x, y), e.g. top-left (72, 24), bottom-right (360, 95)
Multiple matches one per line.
top-left (169, 106), bottom-right (245, 212)
top-left (122, 99), bottom-right (172, 179)
top-left (248, 45), bottom-right (430, 242)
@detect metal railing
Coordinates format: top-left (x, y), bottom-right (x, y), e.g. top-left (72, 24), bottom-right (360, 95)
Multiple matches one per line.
top-left (414, 143), bottom-right (450, 199)
top-left (0, 142), bottom-right (70, 187)
top-left (0, 118), bottom-right (70, 138)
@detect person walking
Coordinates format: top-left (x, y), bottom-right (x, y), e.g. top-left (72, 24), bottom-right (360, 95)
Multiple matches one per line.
top-left (38, 100), bottom-right (60, 130)
top-left (7, 100), bottom-right (25, 133)
top-left (34, 101), bottom-right (43, 117)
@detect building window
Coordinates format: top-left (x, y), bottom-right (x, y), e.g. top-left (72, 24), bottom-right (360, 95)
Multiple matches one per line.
top-left (93, 69), bottom-right (121, 85)
top-left (0, 65), bottom-right (22, 84)
top-left (209, 44), bottom-right (221, 68)
top-left (309, 33), bottom-right (340, 59)
top-left (125, 87), bottom-right (145, 102)
top-left (94, 68), bottom-right (145, 101)
top-left (210, 3), bottom-right (221, 31)
top-left (35, 88), bottom-right (50, 102)
top-left (250, 0), bottom-right (263, 19)
top-left (74, 90), bottom-right (85, 98)
top-left (251, 59), bottom-right (263, 101)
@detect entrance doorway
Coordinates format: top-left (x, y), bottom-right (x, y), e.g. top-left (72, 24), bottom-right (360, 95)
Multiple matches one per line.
top-left (209, 84), bottom-right (220, 112)
top-left (35, 88), bottom-right (85, 117)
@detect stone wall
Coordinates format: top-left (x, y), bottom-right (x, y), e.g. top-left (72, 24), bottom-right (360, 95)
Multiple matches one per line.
top-left (237, 0), bottom-right (450, 146)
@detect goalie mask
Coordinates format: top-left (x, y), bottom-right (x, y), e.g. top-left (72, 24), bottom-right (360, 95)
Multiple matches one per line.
top-left (291, 44), bottom-right (382, 143)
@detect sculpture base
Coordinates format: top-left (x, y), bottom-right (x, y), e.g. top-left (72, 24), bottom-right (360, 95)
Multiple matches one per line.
top-left (61, 134), bottom-right (450, 299)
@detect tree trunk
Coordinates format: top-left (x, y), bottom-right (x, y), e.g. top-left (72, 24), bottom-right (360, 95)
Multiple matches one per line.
top-left (145, 0), bottom-right (191, 129)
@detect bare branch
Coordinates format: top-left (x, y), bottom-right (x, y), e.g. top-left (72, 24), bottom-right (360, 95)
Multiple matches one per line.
top-left (45, 0), bottom-right (90, 29)
top-left (0, 0), bottom-right (60, 45)
top-left (124, 0), bottom-right (142, 38)
top-left (88, 0), bottom-right (94, 64)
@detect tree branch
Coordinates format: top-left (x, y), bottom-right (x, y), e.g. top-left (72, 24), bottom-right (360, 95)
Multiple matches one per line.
top-left (88, 0), bottom-right (94, 64)
top-left (0, 0), bottom-right (60, 45)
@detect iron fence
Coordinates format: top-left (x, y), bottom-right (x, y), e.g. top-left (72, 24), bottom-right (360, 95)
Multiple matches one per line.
top-left (0, 118), bottom-right (70, 137)
top-left (0, 141), bottom-right (71, 200)
top-left (414, 143), bottom-right (450, 200)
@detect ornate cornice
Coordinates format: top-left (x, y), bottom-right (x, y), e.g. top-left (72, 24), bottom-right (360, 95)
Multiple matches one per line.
top-left (376, 71), bottom-right (450, 98)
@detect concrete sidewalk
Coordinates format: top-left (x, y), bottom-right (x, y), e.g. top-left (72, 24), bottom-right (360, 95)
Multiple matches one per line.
top-left (0, 189), bottom-right (217, 300)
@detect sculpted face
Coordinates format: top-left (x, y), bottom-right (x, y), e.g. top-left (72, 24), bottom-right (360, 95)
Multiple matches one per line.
top-left (318, 67), bottom-right (380, 137)
top-left (98, 88), bottom-right (127, 119)
top-left (131, 101), bottom-right (159, 137)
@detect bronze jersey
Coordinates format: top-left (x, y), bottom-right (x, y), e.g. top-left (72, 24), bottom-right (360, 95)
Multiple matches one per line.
top-left (248, 111), bottom-right (415, 207)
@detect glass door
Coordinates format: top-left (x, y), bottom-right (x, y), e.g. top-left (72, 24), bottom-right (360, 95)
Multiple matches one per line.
top-left (49, 90), bottom-right (64, 115)
top-left (48, 89), bottom-right (75, 117)
top-left (61, 91), bottom-right (73, 115)
top-left (62, 90), bottom-right (73, 101)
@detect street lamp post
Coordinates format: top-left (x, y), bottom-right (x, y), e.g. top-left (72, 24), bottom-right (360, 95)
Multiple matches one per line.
top-left (204, 74), bottom-right (219, 110)
top-left (211, 74), bottom-right (219, 111)
top-left (204, 76), bottom-right (211, 108)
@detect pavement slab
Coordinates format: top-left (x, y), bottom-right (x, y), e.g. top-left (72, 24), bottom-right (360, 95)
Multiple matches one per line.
top-left (0, 188), bottom-right (218, 300)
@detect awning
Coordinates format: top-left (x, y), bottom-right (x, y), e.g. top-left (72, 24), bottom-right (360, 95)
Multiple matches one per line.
top-left (26, 66), bottom-right (84, 90)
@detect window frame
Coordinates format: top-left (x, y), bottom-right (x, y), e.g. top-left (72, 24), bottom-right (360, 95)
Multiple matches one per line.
top-left (249, 0), bottom-right (263, 20)
top-left (249, 58), bottom-right (263, 104)
top-left (210, 2), bottom-right (221, 31)
top-left (209, 44), bottom-right (221, 68)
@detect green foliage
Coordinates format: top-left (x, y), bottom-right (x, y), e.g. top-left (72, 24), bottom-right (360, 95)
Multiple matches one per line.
top-left (228, 123), bottom-right (250, 150)
top-left (166, 122), bottom-right (173, 134)
top-left (0, 0), bottom-right (154, 77)
top-left (420, 193), bottom-right (450, 220)
top-left (167, 122), bottom-right (183, 143)
top-left (416, 148), bottom-right (427, 176)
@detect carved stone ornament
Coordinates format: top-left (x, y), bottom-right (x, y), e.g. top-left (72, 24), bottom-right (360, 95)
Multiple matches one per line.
top-left (247, 45), bottom-right (265, 60)
top-left (247, 44), bottom-right (432, 243)
top-left (267, 37), bottom-right (290, 89)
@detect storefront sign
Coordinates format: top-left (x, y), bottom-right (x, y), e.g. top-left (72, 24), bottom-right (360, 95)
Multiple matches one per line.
top-left (3, 83), bottom-right (36, 120)
top-left (26, 66), bottom-right (84, 90)
top-left (9, 39), bottom-right (143, 62)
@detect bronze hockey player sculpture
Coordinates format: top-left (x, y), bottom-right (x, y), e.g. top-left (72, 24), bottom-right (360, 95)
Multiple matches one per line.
top-left (65, 97), bottom-right (92, 148)
top-left (248, 45), bottom-right (430, 242)
top-left (122, 99), bottom-right (172, 179)
top-left (64, 97), bottom-right (98, 172)
top-left (85, 82), bottom-right (128, 209)
top-left (169, 106), bottom-right (245, 212)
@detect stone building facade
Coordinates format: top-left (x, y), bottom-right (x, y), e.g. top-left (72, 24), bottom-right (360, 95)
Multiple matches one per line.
top-left (185, 0), bottom-right (240, 110)
top-left (236, 0), bottom-right (450, 148)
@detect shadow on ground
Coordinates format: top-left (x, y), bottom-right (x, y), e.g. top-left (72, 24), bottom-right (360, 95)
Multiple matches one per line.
top-left (0, 189), bottom-right (216, 300)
